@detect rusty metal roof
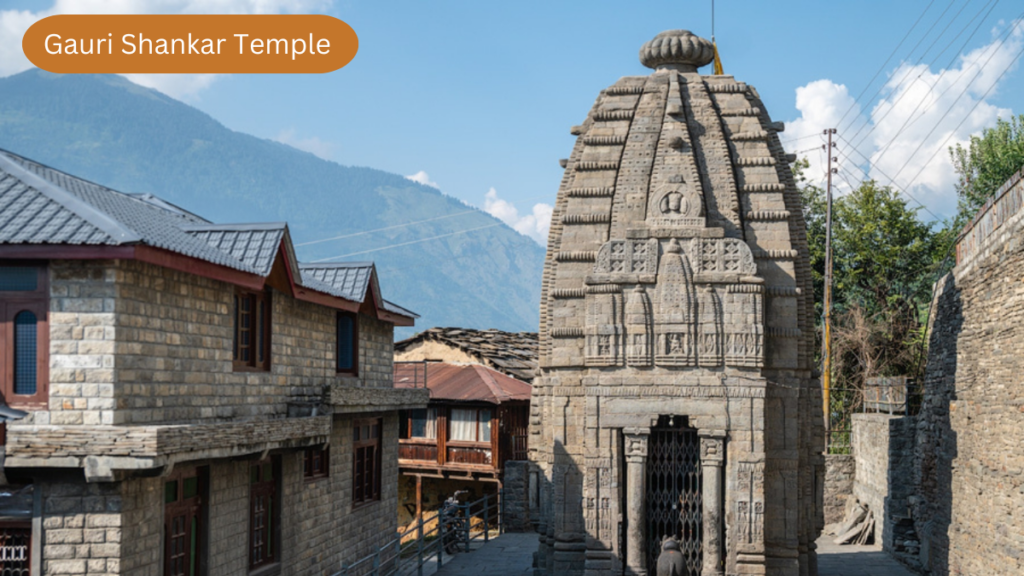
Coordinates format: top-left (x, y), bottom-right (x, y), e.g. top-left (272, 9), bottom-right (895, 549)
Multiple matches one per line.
top-left (393, 362), bottom-right (531, 404)
top-left (394, 327), bottom-right (538, 383)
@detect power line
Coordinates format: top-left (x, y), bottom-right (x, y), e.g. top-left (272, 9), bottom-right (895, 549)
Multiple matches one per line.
top-left (899, 38), bottom-right (1024, 194)
top-left (853, 0), bottom-right (1004, 152)
top-left (310, 223), bottom-right (503, 261)
top-left (887, 20), bottom-right (1023, 186)
top-left (836, 135), bottom-right (944, 222)
top-left (295, 210), bottom-right (480, 246)
top-left (844, 0), bottom-right (967, 142)
top-left (835, 0), bottom-right (937, 130)
top-left (868, 2), bottom-right (1009, 160)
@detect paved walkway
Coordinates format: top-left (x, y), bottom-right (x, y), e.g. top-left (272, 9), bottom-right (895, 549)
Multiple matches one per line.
top-left (422, 532), bottom-right (535, 576)
top-left (817, 536), bottom-right (917, 576)
top-left (426, 533), bottom-right (916, 576)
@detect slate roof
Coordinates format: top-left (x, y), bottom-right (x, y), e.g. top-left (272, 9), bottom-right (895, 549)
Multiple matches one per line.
top-left (395, 327), bottom-right (538, 382)
top-left (0, 148), bottom-right (416, 319)
top-left (393, 362), bottom-right (531, 404)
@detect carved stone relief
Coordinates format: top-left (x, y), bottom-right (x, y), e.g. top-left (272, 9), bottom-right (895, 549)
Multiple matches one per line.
top-left (646, 175), bottom-right (705, 229)
top-left (584, 236), bottom-right (764, 368)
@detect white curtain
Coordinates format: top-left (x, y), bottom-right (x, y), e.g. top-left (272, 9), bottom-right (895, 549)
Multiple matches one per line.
top-left (450, 408), bottom-right (477, 441)
top-left (425, 408), bottom-right (437, 439)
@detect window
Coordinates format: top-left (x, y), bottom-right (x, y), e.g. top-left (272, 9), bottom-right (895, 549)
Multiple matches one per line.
top-left (401, 408), bottom-right (437, 439)
top-left (249, 458), bottom-right (280, 570)
top-left (0, 264), bottom-right (48, 408)
top-left (352, 418), bottom-right (381, 506)
top-left (337, 312), bottom-right (358, 375)
top-left (0, 521), bottom-right (31, 574)
top-left (164, 467), bottom-right (207, 576)
top-left (449, 408), bottom-right (492, 443)
top-left (303, 447), bottom-right (329, 480)
top-left (233, 289), bottom-right (270, 371)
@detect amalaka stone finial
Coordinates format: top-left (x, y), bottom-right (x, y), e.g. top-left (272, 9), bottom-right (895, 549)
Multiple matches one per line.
top-left (639, 30), bottom-right (715, 72)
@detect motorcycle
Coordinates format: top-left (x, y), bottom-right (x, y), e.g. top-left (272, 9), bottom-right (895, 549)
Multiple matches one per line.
top-left (439, 490), bottom-right (468, 555)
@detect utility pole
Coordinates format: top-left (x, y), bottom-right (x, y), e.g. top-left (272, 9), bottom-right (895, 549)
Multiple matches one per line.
top-left (822, 128), bottom-right (837, 450)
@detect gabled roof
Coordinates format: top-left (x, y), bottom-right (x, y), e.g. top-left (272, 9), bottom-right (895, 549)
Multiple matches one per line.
top-left (395, 327), bottom-right (538, 382)
top-left (182, 223), bottom-right (287, 277)
top-left (393, 362), bottom-right (531, 404)
top-left (0, 148), bottom-right (416, 324)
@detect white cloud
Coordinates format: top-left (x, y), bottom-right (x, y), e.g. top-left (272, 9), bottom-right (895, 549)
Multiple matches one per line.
top-left (785, 19), bottom-right (1023, 219)
top-left (405, 171), bottom-right (439, 188)
top-left (483, 188), bottom-right (553, 245)
top-left (274, 127), bottom-right (335, 160)
top-left (0, 0), bottom-right (331, 99)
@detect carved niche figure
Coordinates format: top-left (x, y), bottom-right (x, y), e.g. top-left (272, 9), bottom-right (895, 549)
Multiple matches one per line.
top-left (625, 286), bottom-right (653, 366)
top-left (655, 238), bottom-right (697, 366)
top-left (647, 175), bottom-right (704, 229)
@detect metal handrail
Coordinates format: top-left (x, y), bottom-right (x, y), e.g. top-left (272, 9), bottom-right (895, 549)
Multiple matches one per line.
top-left (332, 490), bottom-right (504, 576)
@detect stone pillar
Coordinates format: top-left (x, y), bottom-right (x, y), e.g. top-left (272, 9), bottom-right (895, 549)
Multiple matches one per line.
top-left (624, 428), bottom-right (649, 576)
top-left (700, 431), bottom-right (726, 576)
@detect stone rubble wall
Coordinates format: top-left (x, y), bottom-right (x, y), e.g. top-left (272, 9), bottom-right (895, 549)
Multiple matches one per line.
top-left (851, 413), bottom-right (916, 551)
top-left (912, 240), bottom-right (1024, 574)
top-left (902, 167), bottom-right (1024, 576)
top-left (851, 414), bottom-right (897, 544)
top-left (823, 454), bottom-right (854, 526)
top-left (501, 460), bottom-right (531, 532)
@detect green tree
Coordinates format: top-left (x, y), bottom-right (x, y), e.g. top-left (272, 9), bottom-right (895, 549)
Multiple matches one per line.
top-left (950, 114), bottom-right (1024, 227)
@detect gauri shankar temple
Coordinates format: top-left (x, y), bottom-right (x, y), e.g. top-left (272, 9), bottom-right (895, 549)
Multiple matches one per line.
top-left (529, 30), bottom-right (824, 576)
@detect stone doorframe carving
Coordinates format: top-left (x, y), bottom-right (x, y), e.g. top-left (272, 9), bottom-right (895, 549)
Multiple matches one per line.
top-left (621, 425), bottom-right (727, 576)
top-left (623, 427), bottom-right (649, 576)
top-left (699, 430), bottom-right (726, 576)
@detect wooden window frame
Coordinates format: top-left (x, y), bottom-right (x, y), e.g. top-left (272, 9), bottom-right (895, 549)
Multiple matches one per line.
top-left (303, 446), bottom-right (329, 481)
top-left (336, 311), bottom-right (358, 376)
top-left (447, 407), bottom-right (493, 445)
top-left (248, 457), bottom-right (281, 571)
top-left (352, 417), bottom-right (382, 507)
top-left (0, 264), bottom-right (49, 409)
top-left (233, 288), bottom-right (271, 372)
top-left (401, 408), bottom-right (436, 440)
top-left (164, 466), bottom-right (208, 576)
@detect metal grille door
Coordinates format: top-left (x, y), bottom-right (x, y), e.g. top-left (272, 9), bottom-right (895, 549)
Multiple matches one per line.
top-left (646, 420), bottom-right (702, 573)
top-left (0, 524), bottom-right (30, 576)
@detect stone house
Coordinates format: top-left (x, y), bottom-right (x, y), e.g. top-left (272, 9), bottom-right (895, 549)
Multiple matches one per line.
top-left (0, 148), bottom-right (429, 576)
top-left (392, 361), bottom-right (530, 525)
top-left (394, 327), bottom-right (538, 383)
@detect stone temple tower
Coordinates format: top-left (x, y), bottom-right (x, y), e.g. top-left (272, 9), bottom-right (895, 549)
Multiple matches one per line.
top-left (529, 30), bottom-right (824, 576)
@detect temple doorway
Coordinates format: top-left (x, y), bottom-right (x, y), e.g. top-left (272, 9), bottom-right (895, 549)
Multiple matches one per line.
top-left (646, 416), bottom-right (703, 573)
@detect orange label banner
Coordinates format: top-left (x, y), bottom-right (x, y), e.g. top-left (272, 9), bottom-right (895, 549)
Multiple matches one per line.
top-left (23, 15), bottom-right (358, 74)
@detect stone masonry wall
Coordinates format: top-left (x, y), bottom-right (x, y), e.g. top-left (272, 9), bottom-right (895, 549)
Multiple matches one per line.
top-left (823, 454), bottom-right (854, 526)
top-left (358, 313), bottom-right (394, 390)
top-left (912, 212), bottom-right (1024, 575)
top-left (501, 460), bottom-right (530, 532)
top-left (38, 478), bottom-right (124, 576)
top-left (852, 413), bottom-right (899, 546)
top-left (44, 261), bottom-right (118, 426)
top-left (115, 259), bottom-right (335, 424)
top-left (39, 259), bottom-right (395, 427)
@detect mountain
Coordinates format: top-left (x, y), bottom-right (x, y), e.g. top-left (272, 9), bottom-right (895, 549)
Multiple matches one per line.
top-left (0, 70), bottom-right (544, 337)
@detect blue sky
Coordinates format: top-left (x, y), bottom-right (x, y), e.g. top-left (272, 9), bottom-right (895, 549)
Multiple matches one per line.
top-left (3, 0), bottom-right (1023, 241)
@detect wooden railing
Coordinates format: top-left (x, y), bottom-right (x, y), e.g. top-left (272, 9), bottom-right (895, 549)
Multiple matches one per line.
top-left (447, 445), bottom-right (492, 466)
top-left (398, 442), bottom-right (438, 462)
